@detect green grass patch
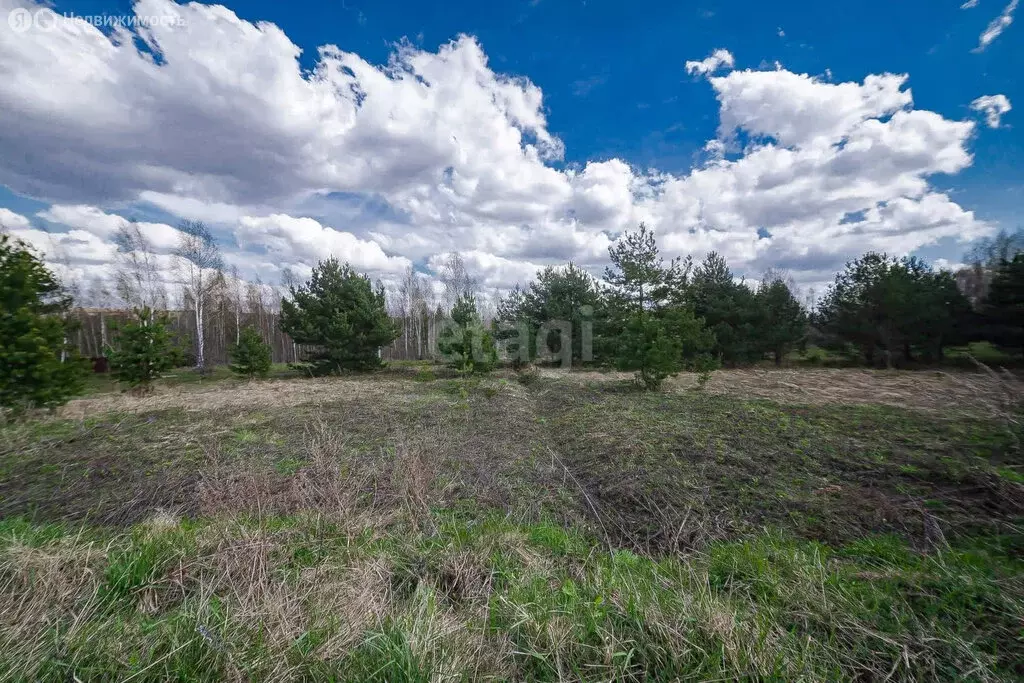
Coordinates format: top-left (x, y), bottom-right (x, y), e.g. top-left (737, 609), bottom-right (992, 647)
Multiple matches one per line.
top-left (1, 370), bottom-right (1021, 679)
top-left (2, 513), bottom-right (1020, 681)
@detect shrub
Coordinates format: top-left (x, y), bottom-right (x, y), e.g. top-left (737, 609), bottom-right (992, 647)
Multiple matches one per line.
top-left (0, 234), bottom-right (87, 417)
top-left (107, 308), bottom-right (177, 394)
top-left (229, 327), bottom-right (272, 379)
top-left (413, 367), bottom-right (436, 382)
top-left (692, 353), bottom-right (718, 390)
top-left (616, 309), bottom-right (716, 390)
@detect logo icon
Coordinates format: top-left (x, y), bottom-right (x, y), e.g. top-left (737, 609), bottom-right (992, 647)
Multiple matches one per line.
top-left (33, 7), bottom-right (57, 31)
top-left (7, 7), bottom-right (32, 33)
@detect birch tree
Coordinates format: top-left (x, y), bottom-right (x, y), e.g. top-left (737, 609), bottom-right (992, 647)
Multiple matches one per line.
top-left (114, 221), bottom-right (167, 314)
top-left (280, 268), bottom-right (300, 362)
top-left (228, 266), bottom-right (246, 346)
top-left (84, 276), bottom-right (117, 357)
top-left (438, 252), bottom-right (477, 312)
top-left (398, 266), bottom-right (437, 359)
top-left (174, 220), bottom-right (223, 370)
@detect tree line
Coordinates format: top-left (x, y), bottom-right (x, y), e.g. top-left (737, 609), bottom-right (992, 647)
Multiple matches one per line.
top-left (2, 221), bottom-right (1022, 415)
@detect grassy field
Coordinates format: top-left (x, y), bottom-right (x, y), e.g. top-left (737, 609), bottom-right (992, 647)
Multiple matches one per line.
top-left (1, 365), bottom-right (1022, 681)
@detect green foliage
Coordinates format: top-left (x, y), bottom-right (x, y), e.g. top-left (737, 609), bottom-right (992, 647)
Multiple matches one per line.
top-left (756, 275), bottom-right (807, 365)
top-left (602, 224), bottom-right (715, 389)
top-left (495, 263), bottom-right (603, 367)
top-left (494, 286), bottom-right (532, 369)
top-left (616, 309), bottom-right (716, 389)
top-left (693, 352), bottom-right (718, 388)
top-left (438, 294), bottom-right (497, 374)
top-left (412, 367), bottom-right (436, 382)
top-left (2, 513), bottom-right (1020, 682)
top-left (603, 222), bottom-right (689, 313)
top-left (816, 253), bottom-right (972, 366)
top-left (106, 308), bottom-right (177, 393)
top-left (983, 254), bottom-right (1024, 356)
top-left (690, 252), bottom-right (764, 365)
top-left (0, 234), bottom-right (87, 416)
top-left (228, 326), bottom-right (272, 379)
top-left (279, 258), bottom-right (400, 375)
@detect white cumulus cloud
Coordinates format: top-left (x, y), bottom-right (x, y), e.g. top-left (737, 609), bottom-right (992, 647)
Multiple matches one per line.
top-left (0, 207), bottom-right (31, 231)
top-left (685, 49), bottom-right (736, 76)
top-left (0, 0), bottom-right (995, 300)
top-left (235, 214), bottom-right (411, 276)
top-left (970, 94), bottom-right (1012, 127)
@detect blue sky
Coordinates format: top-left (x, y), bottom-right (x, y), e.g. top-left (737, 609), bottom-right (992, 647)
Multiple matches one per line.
top-left (0, 0), bottom-right (1019, 301)
top-left (50, 0), bottom-right (1022, 175)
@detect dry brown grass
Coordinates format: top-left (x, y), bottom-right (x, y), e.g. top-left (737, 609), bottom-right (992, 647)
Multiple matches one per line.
top-left (540, 366), bottom-right (1021, 417)
top-left (61, 366), bottom-right (1020, 421)
top-left (1, 496), bottom-right (1021, 680)
top-left (962, 360), bottom-right (1024, 447)
top-left (197, 416), bottom-right (444, 538)
top-left (59, 376), bottom-right (421, 420)
top-left (4, 363), bottom-right (1023, 680)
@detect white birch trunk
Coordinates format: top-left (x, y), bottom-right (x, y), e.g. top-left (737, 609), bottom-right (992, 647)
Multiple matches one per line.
top-left (195, 300), bottom-right (205, 368)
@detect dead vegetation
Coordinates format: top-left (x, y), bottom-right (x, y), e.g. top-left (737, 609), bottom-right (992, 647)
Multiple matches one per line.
top-left (58, 375), bottom-right (422, 421)
top-left (59, 365), bottom-right (1021, 420)
top-left (4, 369), bottom-right (1022, 550)
top-left (1, 504), bottom-right (1021, 681)
top-left (542, 365), bottom-right (1023, 417)
top-left (1, 368), bottom-right (1022, 680)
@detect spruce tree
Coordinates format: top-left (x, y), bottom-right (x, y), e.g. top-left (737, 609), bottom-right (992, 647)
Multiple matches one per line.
top-left (0, 234), bottom-right (87, 416)
top-left (107, 307), bottom-right (177, 394)
top-left (229, 326), bottom-right (273, 379)
top-left (756, 276), bottom-right (807, 366)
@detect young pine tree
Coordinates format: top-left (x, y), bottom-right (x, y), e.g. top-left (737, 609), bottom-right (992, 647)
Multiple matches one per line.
top-left (817, 254), bottom-right (970, 367)
top-left (107, 307), bottom-right (177, 394)
top-left (983, 254), bottom-right (1024, 358)
top-left (495, 263), bottom-right (604, 367)
top-left (756, 276), bottom-right (807, 366)
top-left (0, 234), bottom-right (87, 416)
top-left (616, 308), bottom-right (715, 389)
top-left (279, 258), bottom-right (400, 374)
top-left (602, 224), bottom-right (715, 389)
top-left (690, 252), bottom-right (762, 365)
top-left (438, 294), bottom-right (498, 374)
top-left (229, 326), bottom-right (272, 379)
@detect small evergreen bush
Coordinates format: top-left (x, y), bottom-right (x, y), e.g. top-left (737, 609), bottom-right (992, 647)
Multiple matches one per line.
top-left (107, 308), bottom-right (177, 394)
top-left (438, 294), bottom-right (498, 375)
top-left (0, 234), bottom-right (87, 417)
top-left (229, 326), bottom-right (272, 379)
